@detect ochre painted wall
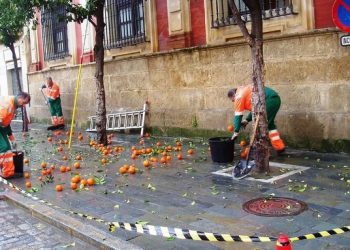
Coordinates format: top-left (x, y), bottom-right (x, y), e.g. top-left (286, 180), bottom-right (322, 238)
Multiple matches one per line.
top-left (28, 30), bottom-right (350, 151)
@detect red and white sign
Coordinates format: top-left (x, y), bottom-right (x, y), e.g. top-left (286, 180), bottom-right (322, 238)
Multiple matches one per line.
top-left (332, 0), bottom-right (350, 32)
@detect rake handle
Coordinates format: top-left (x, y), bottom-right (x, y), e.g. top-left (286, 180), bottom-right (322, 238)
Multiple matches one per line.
top-left (245, 114), bottom-right (260, 162)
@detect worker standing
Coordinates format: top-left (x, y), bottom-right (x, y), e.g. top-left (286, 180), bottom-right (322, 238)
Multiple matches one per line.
top-left (227, 85), bottom-right (285, 154)
top-left (41, 77), bottom-right (64, 128)
top-left (0, 92), bottom-right (30, 179)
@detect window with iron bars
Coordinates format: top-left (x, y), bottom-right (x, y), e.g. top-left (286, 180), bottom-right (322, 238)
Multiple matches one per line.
top-left (41, 6), bottom-right (69, 60)
top-left (104, 0), bottom-right (146, 49)
top-left (210, 0), bottom-right (294, 28)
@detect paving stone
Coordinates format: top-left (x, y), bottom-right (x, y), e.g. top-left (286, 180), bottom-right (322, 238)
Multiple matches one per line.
top-left (0, 201), bottom-right (97, 250)
top-left (130, 234), bottom-right (223, 250)
top-left (189, 218), bottom-right (228, 232)
top-left (206, 204), bottom-right (248, 218)
top-left (18, 223), bottom-right (31, 230)
top-left (307, 203), bottom-right (344, 220)
top-left (2, 124), bottom-right (349, 249)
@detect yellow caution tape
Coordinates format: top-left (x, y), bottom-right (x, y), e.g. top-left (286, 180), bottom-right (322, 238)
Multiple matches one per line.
top-left (0, 176), bottom-right (107, 223)
top-left (290, 226), bottom-right (350, 242)
top-left (108, 222), bottom-right (275, 242)
top-left (0, 176), bottom-right (349, 243)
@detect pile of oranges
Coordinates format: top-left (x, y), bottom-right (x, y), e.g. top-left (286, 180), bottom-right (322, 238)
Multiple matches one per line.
top-left (70, 175), bottom-right (95, 190)
top-left (115, 139), bottom-right (196, 176)
top-left (23, 157), bottom-right (91, 192)
top-left (227, 124), bottom-right (250, 159)
top-left (119, 164), bottom-right (137, 175)
top-left (135, 141), bottom-right (191, 168)
top-left (22, 130), bottom-right (203, 194)
top-left (77, 132), bottom-right (84, 141)
top-left (22, 130), bottom-right (98, 193)
top-left (239, 140), bottom-right (249, 158)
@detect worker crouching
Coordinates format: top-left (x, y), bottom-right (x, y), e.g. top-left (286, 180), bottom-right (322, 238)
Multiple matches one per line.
top-left (0, 93), bottom-right (30, 179)
top-left (228, 85), bottom-right (286, 154)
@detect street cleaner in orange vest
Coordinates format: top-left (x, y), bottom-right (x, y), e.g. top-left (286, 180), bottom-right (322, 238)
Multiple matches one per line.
top-left (41, 77), bottom-right (64, 130)
top-left (228, 85), bottom-right (286, 154)
top-left (0, 93), bottom-right (30, 179)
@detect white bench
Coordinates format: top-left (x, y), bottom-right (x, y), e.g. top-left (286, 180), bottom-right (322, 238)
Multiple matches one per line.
top-left (87, 102), bottom-right (148, 136)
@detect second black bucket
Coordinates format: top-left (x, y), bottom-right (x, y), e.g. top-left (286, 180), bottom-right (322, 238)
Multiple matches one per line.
top-left (13, 151), bottom-right (24, 177)
top-left (209, 137), bottom-right (234, 163)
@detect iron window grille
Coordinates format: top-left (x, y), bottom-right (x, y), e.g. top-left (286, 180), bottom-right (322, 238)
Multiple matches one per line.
top-left (104, 0), bottom-right (146, 49)
top-left (41, 6), bottom-right (69, 60)
top-left (211, 0), bottom-right (295, 28)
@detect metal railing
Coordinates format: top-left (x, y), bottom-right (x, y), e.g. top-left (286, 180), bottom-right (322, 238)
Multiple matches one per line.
top-left (210, 0), bottom-right (294, 28)
top-left (41, 6), bottom-right (69, 60)
top-left (104, 0), bottom-right (146, 49)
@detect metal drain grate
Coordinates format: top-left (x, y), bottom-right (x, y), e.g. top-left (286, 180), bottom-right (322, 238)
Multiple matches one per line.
top-left (243, 197), bottom-right (308, 217)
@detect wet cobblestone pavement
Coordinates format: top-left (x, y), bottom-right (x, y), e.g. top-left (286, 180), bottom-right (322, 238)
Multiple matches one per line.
top-left (0, 200), bottom-right (96, 250)
top-left (1, 122), bottom-right (350, 250)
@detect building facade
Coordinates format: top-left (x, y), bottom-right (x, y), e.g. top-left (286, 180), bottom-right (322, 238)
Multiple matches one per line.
top-left (0, 31), bottom-right (31, 121)
top-left (27, 0), bottom-right (349, 152)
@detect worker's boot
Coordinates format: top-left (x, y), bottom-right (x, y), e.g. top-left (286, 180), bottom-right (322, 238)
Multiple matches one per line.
top-left (51, 116), bottom-right (58, 126)
top-left (58, 116), bottom-right (64, 126)
top-left (269, 130), bottom-right (286, 154)
top-left (1, 173), bottom-right (22, 179)
top-left (0, 153), bottom-right (15, 179)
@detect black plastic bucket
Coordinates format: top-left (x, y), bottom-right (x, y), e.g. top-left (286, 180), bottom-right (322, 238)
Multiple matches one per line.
top-left (13, 151), bottom-right (24, 176)
top-left (209, 137), bottom-right (234, 163)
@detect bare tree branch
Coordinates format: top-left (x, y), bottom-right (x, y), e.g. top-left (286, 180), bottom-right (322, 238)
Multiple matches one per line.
top-left (227, 0), bottom-right (253, 46)
top-left (243, 0), bottom-right (263, 41)
top-left (88, 16), bottom-right (97, 28)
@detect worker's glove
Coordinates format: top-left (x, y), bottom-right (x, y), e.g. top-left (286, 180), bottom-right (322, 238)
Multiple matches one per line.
top-left (8, 134), bottom-right (16, 149)
top-left (11, 141), bottom-right (17, 150)
top-left (231, 132), bottom-right (239, 141)
top-left (41, 84), bottom-right (47, 89)
top-left (241, 120), bottom-right (249, 129)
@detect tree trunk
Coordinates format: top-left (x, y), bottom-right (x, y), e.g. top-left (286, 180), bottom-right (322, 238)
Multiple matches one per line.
top-left (93, 0), bottom-right (107, 145)
top-left (228, 0), bottom-right (270, 172)
top-left (9, 43), bottom-right (29, 132)
top-left (250, 39), bottom-right (269, 172)
top-left (9, 44), bottom-right (21, 93)
top-left (246, 1), bottom-right (269, 172)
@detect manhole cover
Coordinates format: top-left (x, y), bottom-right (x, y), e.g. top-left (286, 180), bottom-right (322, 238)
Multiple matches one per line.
top-left (243, 197), bottom-right (308, 217)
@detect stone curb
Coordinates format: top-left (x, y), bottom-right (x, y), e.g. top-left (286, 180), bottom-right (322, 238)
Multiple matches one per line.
top-left (3, 190), bottom-right (143, 250)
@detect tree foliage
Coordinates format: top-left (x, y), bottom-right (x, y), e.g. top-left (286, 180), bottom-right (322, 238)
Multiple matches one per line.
top-left (0, 0), bottom-right (108, 141)
top-left (36, 0), bottom-right (99, 26)
top-left (0, 0), bottom-right (36, 47)
top-left (35, 0), bottom-right (108, 145)
top-left (0, 0), bottom-right (40, 131)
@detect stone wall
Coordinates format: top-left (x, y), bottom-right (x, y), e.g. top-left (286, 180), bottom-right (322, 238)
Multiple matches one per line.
top-left (28, 30), bottom-right (350, 151)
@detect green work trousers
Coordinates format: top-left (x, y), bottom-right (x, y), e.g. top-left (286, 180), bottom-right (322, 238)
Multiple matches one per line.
top-left (49, 97), bottom-right (63, 117)
top-left (0, 126), bottom-right (12, 153)
top-left (265, 95), bottom-right (281, 131)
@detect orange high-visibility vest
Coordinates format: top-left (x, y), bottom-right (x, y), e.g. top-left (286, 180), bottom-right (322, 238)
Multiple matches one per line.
top-left (0, 96), bottom-right (16, 127)
top-left (47, 83), bottom-right (60, 100)
top-left (234, 85), bottom-right (253, 116)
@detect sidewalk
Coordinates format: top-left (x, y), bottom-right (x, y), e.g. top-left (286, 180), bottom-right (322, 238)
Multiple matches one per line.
top-left (0, 199), bottom-right (96, 250)
top-left (2, 123), bottom-right (350, 250)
